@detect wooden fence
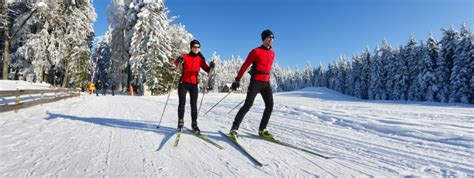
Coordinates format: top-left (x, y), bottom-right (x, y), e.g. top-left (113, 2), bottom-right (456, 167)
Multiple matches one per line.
top-left (0, 88), bottom-right (81, 113)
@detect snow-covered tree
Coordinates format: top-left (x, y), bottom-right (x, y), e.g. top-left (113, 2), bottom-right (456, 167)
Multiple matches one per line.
top-left (449, 24), bottom-right (472, 103)
top-left (9, 1), bottom-right (95, 88)
top-left (380, 40), bottom-right (395, 100)
top-left (313, 62), bottom-right (324, 87)
top-left (369, 47), bottom-right (386, 100)
top-left (403, 35), bottom-right (420, 100)
top-left (129, 1), bottom-right (173, 94)
top-left (168, 23), bottom-right (193, 58)
top-left (94, 33), bottom-right (112, 87)
top-left (303, 62), bottom-right (313, 88)
top-left (417, 34), bottom-right (439, 102)
top-left (436, 27), bottom-right (460, 102)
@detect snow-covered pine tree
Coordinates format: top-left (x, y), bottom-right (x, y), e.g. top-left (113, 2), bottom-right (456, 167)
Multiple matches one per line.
top-left (64, 1), bottom-right (96, 88)
top-left (386, 47), bottom-right (400, 100)
top-left (359, 48), bottom-right (371, 99)
top-left (436, 27), bottom-right (460, 102)
top-left (380, 39), bottom-right (395, 100)
top-left (94, 34), bottom-right (112, 88)
top-left (410, 40), bottom-right (425, 101)
top-left (449, 24), bottom-right (472, 103)
top-left (271, 61), bottom-right (283, 92)
top-left (129, 1), bottom-right (173, 94)
top-left (303, 62), bottom-right (313, 88)
top-left (205, 52), bottom-right (221, 92)
top-left (469, 31), bottom-right (474, 104)
top-left (313, 62), bottom-right (324, 87)
top-left (9, 0), bottom-right (95, 88)
top-left (344, 58), bottom-right (354, 96)
top-left (404, 35), bottom-right (419, 101)
top-left (369, 47), bottom-right (386, 100)
top-left (352, 53), bottom-right (364, 98)
top-left (418, 33), bottom-right (439, 102)
top-left (108, 0), bottom-right (146, 91)
top-left (107, 2), bottom-right (130, 91)
top-left (326, 62), bottom-right (336, 91)
top-left (168, 23), bottom-right (193, 58)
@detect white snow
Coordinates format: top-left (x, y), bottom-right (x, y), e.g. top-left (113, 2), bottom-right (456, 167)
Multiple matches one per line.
top-left (36, 2), bottom-right (48, 9)
top-left (0, 87), bottom-right (473, 177)
top-left (0, 80), bottom-right (51, 90)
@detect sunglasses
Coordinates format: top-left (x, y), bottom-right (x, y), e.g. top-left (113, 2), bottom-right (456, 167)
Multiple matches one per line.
top-left (192, 46), bottom-right (201, 49)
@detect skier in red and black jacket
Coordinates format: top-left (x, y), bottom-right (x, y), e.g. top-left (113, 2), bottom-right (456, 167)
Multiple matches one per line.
top-left (229, 29), bottom-right (275, 139)
top-left (174, 40), bottom-right (215, 134)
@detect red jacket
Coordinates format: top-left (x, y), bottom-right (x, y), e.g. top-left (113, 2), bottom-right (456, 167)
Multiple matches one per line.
top-left (174, 53), bottom-right (211, 85)
top-left (236, 46), bottom-right (275, 82)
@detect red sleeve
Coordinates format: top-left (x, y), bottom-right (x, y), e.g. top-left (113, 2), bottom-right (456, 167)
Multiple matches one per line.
top-left (200, 57), bottom-right (211, 73)
top-left (236, 50), bottom-right (256, 81)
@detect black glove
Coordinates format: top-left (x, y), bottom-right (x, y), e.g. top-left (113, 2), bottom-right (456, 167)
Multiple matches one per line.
top-left (177, 56), bottom-right (184, 64)
top-left (230, 79), bottom-right (240, 90)
top-left (207, 85), bottom-right (214, 91)
top-left (209, 61), bottom-right (215, 69)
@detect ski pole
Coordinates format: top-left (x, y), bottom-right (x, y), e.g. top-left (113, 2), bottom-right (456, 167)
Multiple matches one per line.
top-left (203, 91), bottom-right (231, 116)
top-left (157, 63), bottom-right (181, 128)
top-left (225, 98), bottom-right (245, 117)
top-left (198, 89), bottom-right (206, 116)
top-left (198, 63), bottom-right (213, 116)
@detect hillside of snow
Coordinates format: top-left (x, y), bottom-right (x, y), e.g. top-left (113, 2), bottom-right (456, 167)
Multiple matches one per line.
top-left (0, 87), bottom-right (473, 177)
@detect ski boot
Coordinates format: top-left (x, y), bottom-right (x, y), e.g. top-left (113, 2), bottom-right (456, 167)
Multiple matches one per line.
top-left (191, 122), bottom-right (201, 135)
top-left (258, 128), bottom-right (274, 140)
top-left (177, 118), bottom-right (184, 132)
top-left (229, 129), bottom-right (239, 141)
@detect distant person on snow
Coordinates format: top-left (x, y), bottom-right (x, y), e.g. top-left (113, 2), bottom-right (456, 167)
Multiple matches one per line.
top-left (89, 82), bottom-right (95, 95)
top-left (229, 29), bottom-right (276, 139)
top-left (174, 39), bottom-right (215, 134)
top-left (95, 80), bottom-right (102, 96)
top-left (102, 83), bottom-right (107, 96)
top-left (111, 85), bottom-right (116, 96)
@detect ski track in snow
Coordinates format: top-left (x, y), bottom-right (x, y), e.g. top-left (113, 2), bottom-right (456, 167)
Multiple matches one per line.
top-left (1, 88), bottom-right (473, 177)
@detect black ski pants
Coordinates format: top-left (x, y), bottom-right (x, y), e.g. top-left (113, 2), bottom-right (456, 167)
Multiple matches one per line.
top-left (178, 82), bottom-right (199, 126)
top-left (232, 80), bottom-right (274, 131)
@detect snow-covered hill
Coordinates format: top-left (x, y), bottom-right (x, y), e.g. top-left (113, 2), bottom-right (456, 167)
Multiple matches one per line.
top-left (0, 87), bottom-right (473, 177)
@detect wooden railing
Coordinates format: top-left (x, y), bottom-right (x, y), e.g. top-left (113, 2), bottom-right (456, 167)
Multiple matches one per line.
top-left (0, 88), bottom-right (81, 113)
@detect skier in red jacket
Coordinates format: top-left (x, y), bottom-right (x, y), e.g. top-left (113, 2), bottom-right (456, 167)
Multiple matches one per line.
top-left (229, 29), bottom-right (275, 139)
top-left (174, 40), bottom-right (215, 134)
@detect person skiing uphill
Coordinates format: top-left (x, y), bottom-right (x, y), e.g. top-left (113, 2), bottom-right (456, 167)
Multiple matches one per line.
top-left (174, 40), bottom-right (215, 134)
top-left (229, 29), bottom-right (275, 139)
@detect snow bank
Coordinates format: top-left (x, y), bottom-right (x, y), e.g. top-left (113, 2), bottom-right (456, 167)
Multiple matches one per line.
top-left (0, 80), bottom-right (51, 91)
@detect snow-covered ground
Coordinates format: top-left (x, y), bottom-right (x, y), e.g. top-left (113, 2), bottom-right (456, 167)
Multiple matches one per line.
top-left (0, 80), bottom-right (70, 106)
top-left (0, 87), bottom-right (473, 177)
top-left (0, 80), bottom-right (51, 90)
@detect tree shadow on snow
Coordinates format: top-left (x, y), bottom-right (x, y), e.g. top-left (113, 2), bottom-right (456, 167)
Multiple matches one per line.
top-left (44, 111), bottom-right (176, 152)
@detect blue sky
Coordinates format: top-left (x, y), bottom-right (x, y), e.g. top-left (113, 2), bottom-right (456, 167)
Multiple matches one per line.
top-left (93, 0), bottom-right (473, 69)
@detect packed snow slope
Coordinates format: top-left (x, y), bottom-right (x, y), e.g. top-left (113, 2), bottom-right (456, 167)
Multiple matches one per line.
top-left (1, 87), bottom-right (473, 177)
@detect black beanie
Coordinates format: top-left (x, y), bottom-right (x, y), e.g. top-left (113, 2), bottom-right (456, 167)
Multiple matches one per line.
top-left (261, 29), bottom-right (274, 41)
top-left (190, 40), bottom-right (200, 48)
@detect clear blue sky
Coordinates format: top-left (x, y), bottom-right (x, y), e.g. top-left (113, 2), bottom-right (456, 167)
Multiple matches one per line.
top-left (93, 0), bottom-right (473, 69)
